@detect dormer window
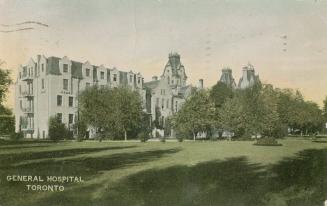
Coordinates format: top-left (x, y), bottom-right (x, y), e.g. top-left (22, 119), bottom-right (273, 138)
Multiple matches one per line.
top-left (100, 71), bottom-right (105, 79)
top-left (113, 74), bottom-right (117, 82)
top-left (41, 64), bottom-right (44, 72)
top-left (86, 68), bottom-right (90, 77)
top-left (63, 64), bottom-right (68, 73)
top-left (130, 75), bottom-right (133, 82)
top-left (138, 77), bottom-right (140, 84)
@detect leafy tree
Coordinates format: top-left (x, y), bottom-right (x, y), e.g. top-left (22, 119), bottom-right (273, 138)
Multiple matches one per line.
top-left (0, 67), bottom-right (14, 136)
top-left (48, 115), bottom-right (68, 141)
top-left (209, 81), bottom-right (234, 108)
top-left (0, 68), bottom-right (12, 106)
top-left (79, 86), bottom-right (144, 140)
top-left (172, 90), bottom-right (214, 141)
top-left (218, 96), bottom-right (244, 137)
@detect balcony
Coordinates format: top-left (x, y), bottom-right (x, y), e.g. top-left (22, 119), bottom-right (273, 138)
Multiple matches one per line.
top-left (21, 91), bottom-right (34, 98)
top-left (20, 117), bottom-right (34, 132)
top-left (21, 126), bottom-right (34, 132)
top-left (22, 107), bottom-right (34, 114)
top-left (21, 74), bottom-right (33, 81)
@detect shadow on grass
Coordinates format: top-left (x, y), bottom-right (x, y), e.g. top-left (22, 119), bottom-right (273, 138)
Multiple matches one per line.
top-left (0, 139), bottom-right (53, 145)
top-left (1, 146), bottom-right (327, 206)
top-left (0, 148), bottom-right (181, 206)
top-left (35, 148), bottom-right (327, 206)
top-left (0, 146), bottom-right (137, 166)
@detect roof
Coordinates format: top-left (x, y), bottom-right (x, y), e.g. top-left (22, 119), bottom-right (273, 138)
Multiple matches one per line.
top-left (46, 57), bottom-right (61, 75)
top-left (143, 80), bottom-right (160, 90)
top-left (71, 61), bottom-right (83, 79)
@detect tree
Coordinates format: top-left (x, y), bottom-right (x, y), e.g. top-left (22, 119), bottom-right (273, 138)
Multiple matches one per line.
top-left (0, 68), bottom-right (12, 106)
top-left (209, 81), bottom-right (234, 108)
top-left (0, 67), bottom-right (14, 136)
top-left (236, 83), bottom-right (280, 138)
top-left (110, 87), bottom-right (143, 141)
top-left (48, 115), bottom-right (68, 141)
top-left (79, 86), bottom-right (144, 140)
top-left (218, 96), bottom-right (244, 137)
top-left (172, 90), bottom-right (214, 141)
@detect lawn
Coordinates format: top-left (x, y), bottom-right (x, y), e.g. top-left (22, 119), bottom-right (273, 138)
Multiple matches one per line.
top-left (0, 138), bottom-right (326, 206)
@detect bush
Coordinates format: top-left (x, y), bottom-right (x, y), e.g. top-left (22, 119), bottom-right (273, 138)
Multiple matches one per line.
top-left (48, 116), bottom-right (69, 142)
top-left (177, 136), bottom-right (184, 142)
top-left (160, 137), bottom-right (166, 143)
top-left (10, 132), bottom-right (23, 141)
top-left (253, 137), bottom-right (282, 146)
top-left (138, 131), bottom-right (149, 142)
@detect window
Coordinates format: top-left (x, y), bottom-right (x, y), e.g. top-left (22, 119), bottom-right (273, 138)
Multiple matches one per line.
top-left (42, 131), bottom-right (45, 138)
top-left (172, 80), bottom-right (174, 84)
top-left (57, 113), bottom-right (62, 123)
top-left (162, 98), bottom-right (165, 109)
top-left (57, 95), bottom-right (62, 106)
top-left (113, 74), bottom-right (117, 82)
top-left (69, 114), bottom-right (74, 124)
top-left (41, 79), bottom-right (45, 89)
top-left (19, 72), bottom-right (21, 79)
top-left (86, 68), bottom-right (90, 77)
top-left (20, 100), bottom-right (22, 109)
top-left (166, 99), bottom-right (169, 109)
top-left (130, 75), bottom-right (133, 83)
top-left (69, 97), bottom-right (73, 107)
top-left (41, 64), bottom-right (44, 72)
top-left (63, 79), bottom-right (68, 90)
top-left (19, 85), bottom-right (21, 94)
top-left (63, 64), bottom-right (68, 72)
top-left (138, 77), bottom-right (141, 84)
top-left (86, 82), bottom-right (90, 88)
top-left (175, 101), bottom-right (178, 112)
top-left (100, 71), bottom-right (105, 79)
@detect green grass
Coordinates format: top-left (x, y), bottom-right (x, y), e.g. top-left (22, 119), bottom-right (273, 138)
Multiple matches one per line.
top-left (0, 138), bottom-right (326, 206)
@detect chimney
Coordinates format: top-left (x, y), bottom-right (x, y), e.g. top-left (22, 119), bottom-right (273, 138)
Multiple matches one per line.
top-left (152, 76), bottom-right (158, 81)
top-left (197, 79), bottom-right (204, 89)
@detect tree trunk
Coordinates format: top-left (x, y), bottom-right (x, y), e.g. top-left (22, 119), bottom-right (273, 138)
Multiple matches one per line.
top-left (124, 130), bottom-right (127, 141)
top-left (192, 130), bottom-right (196, 141)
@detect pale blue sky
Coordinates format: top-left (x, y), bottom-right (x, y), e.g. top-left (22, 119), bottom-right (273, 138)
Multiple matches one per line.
top-left (1, 0), bottom-right (327, 107)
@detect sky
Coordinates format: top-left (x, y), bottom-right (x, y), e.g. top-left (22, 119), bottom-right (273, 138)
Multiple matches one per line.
top-left (1, 0), bottom-right (327, 108)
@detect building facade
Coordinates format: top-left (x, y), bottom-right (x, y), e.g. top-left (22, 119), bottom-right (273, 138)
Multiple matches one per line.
top-left (143, 53), bottom-right (202, 137)
top-left (14, 55), bottom-right (144, 139)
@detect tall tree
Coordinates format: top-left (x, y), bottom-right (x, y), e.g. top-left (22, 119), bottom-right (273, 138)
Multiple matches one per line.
top-left (172, 90), bottom-right (214, 141)
top-left (209, 81), bottom-right (234, 108)
top-left (0, 68), bottom-right (12, 113)
top-left (79, 86), bottom-right (143, 140)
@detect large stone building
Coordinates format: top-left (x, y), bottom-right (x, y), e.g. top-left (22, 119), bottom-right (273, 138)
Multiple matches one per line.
top-left (14, 55), bottom-right (144, 138)
top-left (143, 53), bottom-right (200, 136)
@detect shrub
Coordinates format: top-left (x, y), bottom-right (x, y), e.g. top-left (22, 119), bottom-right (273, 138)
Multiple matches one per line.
top-left (138, 131), bottom-right (149, 142)
top-left (10, 132), bottom-right (23, 141)
top-left (160, 137), bottom-right (166, 143)
top-left (253, 137), bottom-right (282, 146)
top-left (48, 116), bottom-right (68, 142)
top-left (177, 136), bottom-right (184, 142)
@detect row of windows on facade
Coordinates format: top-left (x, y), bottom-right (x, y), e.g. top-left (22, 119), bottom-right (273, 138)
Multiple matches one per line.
top-left (20, 63), bottom-right (142, 86)
top-left (57, 96), bottom-right (74, 107)
top-left (155, 98), bottom-right (179, 112)
top-left (56, 113), bottom-right (74, 124)
top-left (20, 63), bottom-right (46, 79)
